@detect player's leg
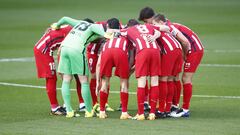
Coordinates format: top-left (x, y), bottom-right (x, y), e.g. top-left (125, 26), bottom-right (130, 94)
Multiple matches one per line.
top-left (90, 73), bottom-right (98, 106)
top-left (119, 78), bottom-right (132, 119)
top-left (172, 75), bottom-right (181, 110)
top-left (46, 75), bottom-right (65, 115)
top-left (87, 52), bottom-right (99, 106)
top-left (61, 74), bottom-right (74, 116)
top-left (73, 75), bottom-right (85, 112)
top-left (144, 80), bottom-right (150, 112)
top-left (99, 76), bottom-right (110, 118)
top-left (148, 75), bottom-right (159, 120)
top-left (165, 76), bottom-right (175, 117)
top-left (135, 76), bottom-right (147, 120)
top-left (78, 75), bottom-right (93, 117)
top-left (174, 51), bottom-right (203, 117)
top-left (156, 76), bottom-right (168, 118)
top-left (182, 72), bottom-right (194, 109)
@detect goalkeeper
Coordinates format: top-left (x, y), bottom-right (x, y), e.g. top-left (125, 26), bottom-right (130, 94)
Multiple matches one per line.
top-left (52, 16), bottom-right (113, 118)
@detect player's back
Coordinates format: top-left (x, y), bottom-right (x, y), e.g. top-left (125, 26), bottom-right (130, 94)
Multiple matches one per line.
top-left (157, 31), bottom-right (182, 53)
top-left (61, 21), bottom-right (105, 52)
top-left (102, 36), bottom-right (130, 53)
top-left (173, 23), bottom-right (203, 51)
top-left (34, 25), bottom-right (72, 54)
top-left (124, 24), bottom-right (159, 53)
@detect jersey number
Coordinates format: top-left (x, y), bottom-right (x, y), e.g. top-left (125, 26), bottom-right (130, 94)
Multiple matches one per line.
top-left (49, 62), bottom-right (56, 71)
top-left (136, 25), bottom-right (149, 33)
top-left (75, 22), bottom-right (91, 31)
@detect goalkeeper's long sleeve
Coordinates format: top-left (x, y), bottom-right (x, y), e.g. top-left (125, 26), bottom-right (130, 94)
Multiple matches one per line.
top-left (56, 16), bottom-right (80, 27)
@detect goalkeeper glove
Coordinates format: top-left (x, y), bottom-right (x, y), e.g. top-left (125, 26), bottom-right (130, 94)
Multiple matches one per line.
top-left (51, 23), bottom-right (59, 30)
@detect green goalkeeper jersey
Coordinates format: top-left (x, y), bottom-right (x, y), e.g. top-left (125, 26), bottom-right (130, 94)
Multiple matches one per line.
top-left (55, 16), bottom-right (105, 52)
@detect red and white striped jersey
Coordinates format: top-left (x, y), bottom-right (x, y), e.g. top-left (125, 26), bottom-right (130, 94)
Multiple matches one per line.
top-left (87, 42), bottom-right (101, 55)
top-left (34, 25), bottom-right (72, 55)
top-left (157, 32), bottom-right (182, 54)
top-left (102, 36), bottom-right (131, 53)
top-left (121, 24), bottom-right (160, 54)
top-left (173, 23), bottom-right (204, 52)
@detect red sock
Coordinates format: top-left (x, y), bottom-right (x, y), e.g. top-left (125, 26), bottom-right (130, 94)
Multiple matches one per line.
top-left (100, 91), bottom-right (108, 111)
top-left (46, 77), bottom-right (59, 109)
top-left (144, 80), bottom-right (149, 103)
top-left (120, 92), bottom-right (129, 112)
top-left (137, 87), bottom-right (145, 115)
top-left (75, 76), bottom-right (84, 103)
top-left (173, 80), bottom-right (181, 106)
top-left (165, 81), bottom-right (175, 112)
top-left (90, 78), bottom-right (98, 105)
top-left (182, 83), bottom-right (192, 110)
top-left (149, 86), bottom-right (159, 113)
top-left (158, 81), bottom-right (167, 112)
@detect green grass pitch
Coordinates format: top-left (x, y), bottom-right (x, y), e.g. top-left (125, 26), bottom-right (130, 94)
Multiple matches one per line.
top-left (0, 0), bottom-right (240, 135)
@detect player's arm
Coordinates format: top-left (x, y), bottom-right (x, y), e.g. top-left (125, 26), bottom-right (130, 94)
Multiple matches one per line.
top-left (52, 16), bottom-right (80, 29)
top-left (172, 27), bottom-right (191, 60)
top-left (147, 29), bottom-right (161, 43)
top-left (90, 24), bottom-right (113, 39)
top-left (128, 48), bottom-right (135, 76)
top-left (153, 24), bottom-right (170, 33)
top-left (95, 53), bottom-right (102, 96)
top-left (85, 34), bottom-right (102, 45)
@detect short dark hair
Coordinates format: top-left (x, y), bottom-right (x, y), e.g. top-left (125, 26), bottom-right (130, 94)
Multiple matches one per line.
top-left (107, 18), bottom-right (120, 29)
top-left (83, 18), bottom-right (94, 23)
top-left (127, 19), bottom-right (139, 27)
top-left (138, 7), bottom-right (155, 21)
top-left (153, 14), bottom-right (167, 22)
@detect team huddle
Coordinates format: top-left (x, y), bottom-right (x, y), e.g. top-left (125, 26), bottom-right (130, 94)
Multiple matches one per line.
top-left (33, 7), bottom-right (204, 120)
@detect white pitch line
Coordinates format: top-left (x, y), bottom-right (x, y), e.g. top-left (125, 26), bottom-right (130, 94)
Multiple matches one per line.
top-left (200, 64), bottom-right (240, 68)
top-left (0, 82), bottom-right (240, 99)
top-left (0, 57), bottom-right (34, 62)
top-left (1, 57), bottom-right (240, 68)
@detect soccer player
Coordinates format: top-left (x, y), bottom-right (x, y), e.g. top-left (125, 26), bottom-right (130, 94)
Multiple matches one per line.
top-left (52, 16), bottom-right (113, 118)
top-left (149, 14), bottom-right (203, 117)
top-left (152, 14), bottom-right (183, 118)
top-left (33, 24), bottom-right (72, 115)
top-left (121, 19), bottom-right (162, 120)
top-left (139, 7), bottom-right (203, 117)
top-left (96, 18), bottom-right (134, 119)
top-left (172, 22), bottom-right (204, 117)
top-left (86, 20), bottom-right (116, 112)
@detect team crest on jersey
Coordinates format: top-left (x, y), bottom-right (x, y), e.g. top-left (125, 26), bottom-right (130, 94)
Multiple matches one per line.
top-left (185, 62), bottom-right (191, 69)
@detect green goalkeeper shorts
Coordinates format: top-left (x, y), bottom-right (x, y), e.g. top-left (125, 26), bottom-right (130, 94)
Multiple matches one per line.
top-left (58, 46), bottom-right (89, 75)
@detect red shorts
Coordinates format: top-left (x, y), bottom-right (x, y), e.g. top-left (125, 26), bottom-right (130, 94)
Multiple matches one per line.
top-left (161, 49), bottom-right (182, 76)
top-left (87, 53), bottom-right (98, 74)
top-left (184, 51), bottom-right (204, 72)
top-left (34, 48), bottom-right (56, 78)
top-left (100, 49), bottom-right (129, 79)
top-left (135, 49), bottom-right (161, 78)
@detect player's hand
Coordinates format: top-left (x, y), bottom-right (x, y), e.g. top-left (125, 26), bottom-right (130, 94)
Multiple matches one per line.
top-left (104, 32), bottom-right (114, 39)
top-left (51, 23), bottom-right (59, 30)
top-left (159, 25), bottom-right (170, 33)
top-left (146, 35), bottom-right (157, 43)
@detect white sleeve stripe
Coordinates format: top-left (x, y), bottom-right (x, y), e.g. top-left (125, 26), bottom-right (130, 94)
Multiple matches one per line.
top-left (192, 35), bottom-right (202, 50)
top-left (136, 38), bottom-right (143, 50)
top-left (36, 36), bottom-right (50, 49)
top-left (162, 37), bottom-right (173, 51)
